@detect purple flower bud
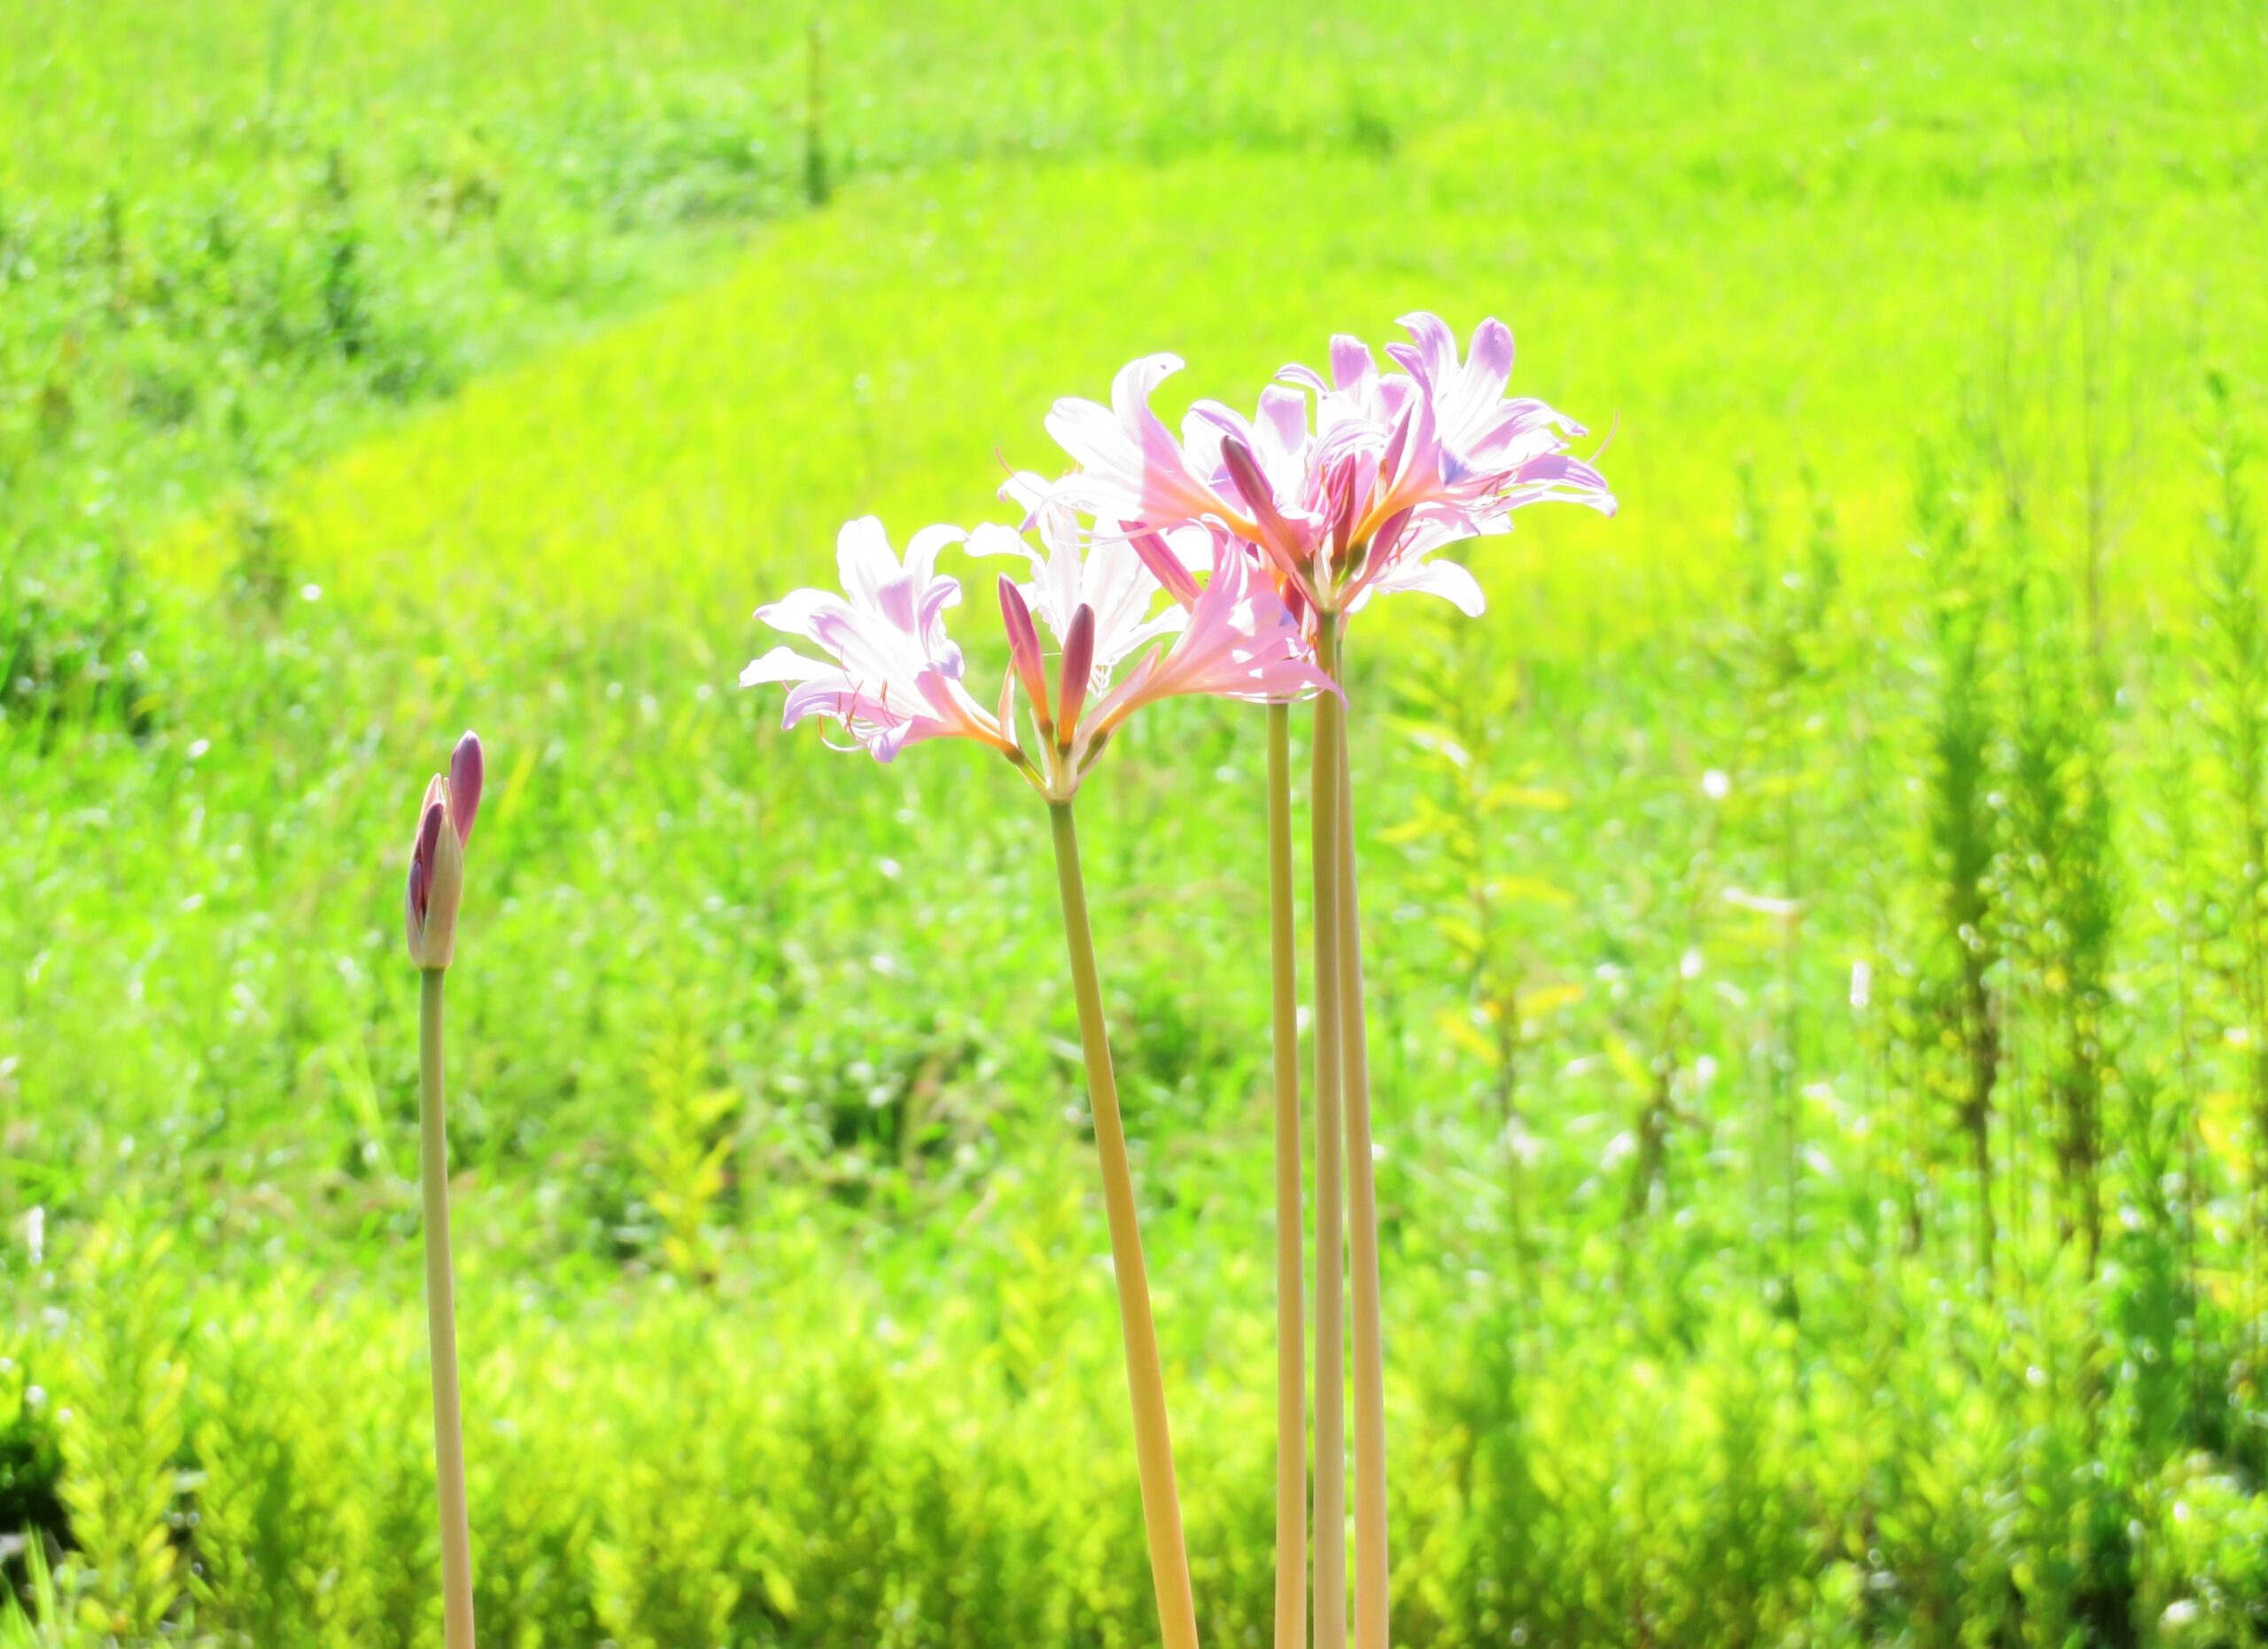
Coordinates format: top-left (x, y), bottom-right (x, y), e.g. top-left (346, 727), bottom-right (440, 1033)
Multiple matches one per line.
top-left (405, 796), bottom-right (447, 965)
top-left (1129, 530), bottom-right (1200, 608)
top-left (415, 799), bottom-right (445, 898)
top-left (449, 732), bottom-right (484, 846)
top-left (405, 735), bottom-right (475, 970)
top-left (998, 575), bottom-right (1052, 726)
top-left (1325, 453), bottom-right (1363, 556)
top-left (1220, 436), bottom-right (1315, 597)
top-left (1057, 603), bottom-right (1097, 743)
top-left (1219, 437), bottom-right (1291, 547)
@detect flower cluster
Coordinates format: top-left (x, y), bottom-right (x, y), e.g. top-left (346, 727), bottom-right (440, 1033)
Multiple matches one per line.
top-left (1045, 312), bottom-right (1614, 626)
top-left (742, 312), bottom-right (1612, 786)
top-left (742, 490), bottom-right (1328, 800)
top-left (729, 311), bottom-right (1614, 1649)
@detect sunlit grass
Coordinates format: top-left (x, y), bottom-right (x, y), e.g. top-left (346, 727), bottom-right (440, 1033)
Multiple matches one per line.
top-left (173, 114), bottom-right (2268, 649)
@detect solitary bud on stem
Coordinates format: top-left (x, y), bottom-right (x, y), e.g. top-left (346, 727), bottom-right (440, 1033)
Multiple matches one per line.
top-left (406, 732), bottom-right (484, 971)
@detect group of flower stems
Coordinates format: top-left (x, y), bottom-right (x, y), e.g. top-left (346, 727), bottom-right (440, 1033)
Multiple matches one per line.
top-left (402, 313), bottom-right (1610, 1649)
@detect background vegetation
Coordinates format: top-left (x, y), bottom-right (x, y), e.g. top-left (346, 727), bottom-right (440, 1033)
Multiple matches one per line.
top-left (5, 0), bottom-right (2268, 1642)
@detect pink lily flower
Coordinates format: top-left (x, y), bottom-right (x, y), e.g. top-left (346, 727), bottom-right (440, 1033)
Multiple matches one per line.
top-left (741, 517), bottom-right (1017, 762)
top-left (1374, 313), bottom-right (1616, 518)
top-left (1045, 315), bottom-right (1614, 625)
top-left (743, 492), bottom-right (1329, 799)
top-left (1043, 354), bottom-right (1247, 534)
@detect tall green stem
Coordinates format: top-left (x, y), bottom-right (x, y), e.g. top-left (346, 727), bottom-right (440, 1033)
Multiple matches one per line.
top-left (1331, 640), bottom-right (1389, 1649)
top-left (418, 968), bottom-right (478, 1649)
top-left (1309, 617), bottom-right (1350, 1649)
top-left (1267, 702), bottom-right (1308, 1649)
top-left (1047, 802), bottom-right (1201, 1649)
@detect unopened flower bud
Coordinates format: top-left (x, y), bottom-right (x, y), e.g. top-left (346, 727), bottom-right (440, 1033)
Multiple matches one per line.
top-left (998, 575), bottom-right (1053, 727)
top-left (1056, 604), bottom-right (1097, 746)
top-left (449, 731), bottom-right (484, 845)
top-left (1221, 437), bottom-right (1292, 547)
top-left (405, 732), bottom-right (483, 970)
top-left (1221, 437), bottom-right (1315, 596)
top-left (1129, 530), bottom-right (1200, 609)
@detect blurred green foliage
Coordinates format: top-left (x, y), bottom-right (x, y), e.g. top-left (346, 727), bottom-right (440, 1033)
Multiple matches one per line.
top-left (5, 0), bottom-right (2268, 1642)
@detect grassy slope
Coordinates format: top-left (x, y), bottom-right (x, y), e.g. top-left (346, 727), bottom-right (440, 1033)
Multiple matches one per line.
top-left (0, 0), bottom-right (2261, 1307)
top-left (226, 110), bottom-right (2268, 632)
top-left (7, 0), bottom-right (2260, 550)
top-left (15, 70), bottom-right (2249, 1252)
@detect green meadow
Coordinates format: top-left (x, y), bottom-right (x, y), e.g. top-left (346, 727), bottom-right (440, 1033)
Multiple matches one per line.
top-left (6, 0), bottom-right (2268, 1643)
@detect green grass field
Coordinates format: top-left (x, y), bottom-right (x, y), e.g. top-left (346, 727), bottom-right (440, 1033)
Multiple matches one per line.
top-left (7, 1), bottom-right (2268, 1643)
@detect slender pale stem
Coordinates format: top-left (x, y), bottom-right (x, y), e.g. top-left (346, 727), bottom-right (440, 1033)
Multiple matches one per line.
top-left (1332, 642), bottom-right (1389, 1649)
top-left (1047, 801), bottom-right (1201, 1649)
top-left (1267, 702), bottom-right (1308, 1649)
top-left (418, 968), bottom-right (478, 1649)
top-left (1309, 616), bottom-right (1350, 1649)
